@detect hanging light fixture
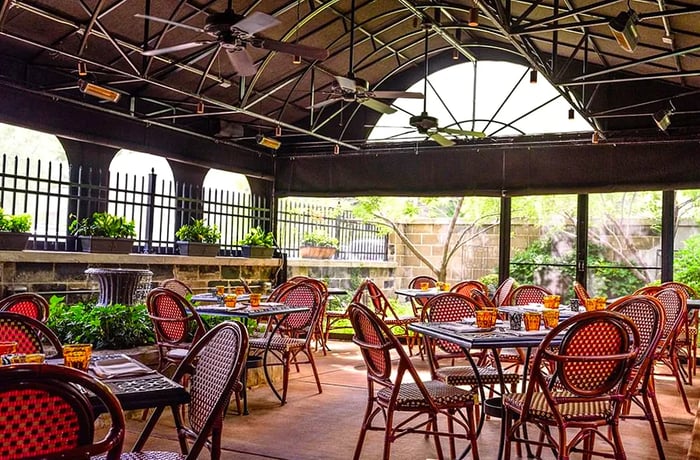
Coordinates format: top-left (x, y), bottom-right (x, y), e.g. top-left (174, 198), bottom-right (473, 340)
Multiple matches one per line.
top-left (196, 100), bottom-right (205, 114)
top-left (609, 9), bottom-right (639, 53)
top-left (78, 80), bottom-right (121, 103)
top-left (568, 108), bottom-right (575, 120)
top-left (468, 7), bottom-right (479, 27)
top-left (292, 55), bottom-right (302, 65)
top-left (453, 30), bottom-right (461, 60)
top-left (77, 61), bottom-right (88, 77)
top-left (293, 0), bottom-right (302, 65)
top-left (333, 144), bottom-right (340, 155)
top-left (530, 69), bottom-right (538, 83)
top-left (275, 125), bottom-right (282, 137)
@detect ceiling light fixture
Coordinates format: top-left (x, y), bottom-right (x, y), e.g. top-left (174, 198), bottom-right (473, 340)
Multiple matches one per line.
top-left (196, 100), bottom-right (204, 114)
top-left (568, 108), bottom-right (575, 120)
top-left (77, 61), bottom-right (87, 77)
top-left (78, 80), bottom-right (121, 103)
top-left (333, 144), bottom-right (340, 155)
top-left (452, 49), bottom-right (460, 60)
top-left (292, 55), bottom-right (302, 65)
top-left (609, 9), bottom-right (639, 53)
top-left (256, 135), bottom-right (281, 150)
top-left (592, 131), bottom-right (605, 144)
top-left (275, 125), bottom-right (282, 137)
top-left (530, 69), bottom-right (538, 84)
top-left (468, 7), bottom-right (479, 27)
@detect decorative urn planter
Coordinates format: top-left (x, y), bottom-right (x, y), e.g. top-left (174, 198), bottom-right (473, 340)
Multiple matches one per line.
top-left (78, 236), bottom-right (134, 254)
top-left (0, 232), bottom-right (30, 251)
top-left (299, 246), bottom-right (337, 259)
top-left (176, 241), bottom-right (220, 257)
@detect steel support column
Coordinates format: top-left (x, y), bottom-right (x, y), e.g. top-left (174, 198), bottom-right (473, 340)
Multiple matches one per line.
top-left (661, 190), bottom-right (675, 282)
top-left (576, 194), bottom-right (589, 285)
top-left (498, 196), bottom-right (512, 283)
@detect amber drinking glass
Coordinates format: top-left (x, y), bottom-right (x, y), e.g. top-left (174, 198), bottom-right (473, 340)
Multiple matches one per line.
top-left (224, 295), bottom-right (237, 308)
top-left (542, 309), bottom-right (559, 328)
top-left (249, 293), bottom-right (261, 307)
top-left (420, 282), bottom-right (429, 291)
top-left (63, 343), bottom-right (92, 371)
top-left (475, 309), bottom-right (498, 329)
top-left (595, 296), bottom-right (607, 310)
top-left (585, 298), bottom-right (598, 312)
top-left (234, 286), bottom-right (246, 296)
top-left (216, 285), bottom-right (225, 297)
top-left (524, 312), bottom-right (541, 331)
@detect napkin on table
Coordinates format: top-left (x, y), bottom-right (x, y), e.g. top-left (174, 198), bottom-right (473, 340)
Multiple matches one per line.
top-left (93, 356), bottom-right (155, 379)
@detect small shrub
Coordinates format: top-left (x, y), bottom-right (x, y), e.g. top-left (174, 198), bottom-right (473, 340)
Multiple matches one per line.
top-left (0, 209), bottom-right (31, 232)
top-left (47, 296), bottom-right (154, 349)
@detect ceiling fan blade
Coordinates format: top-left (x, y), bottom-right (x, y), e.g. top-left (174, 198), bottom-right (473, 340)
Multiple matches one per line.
top-left (359, 98), bottom-right (397, 114)
top-left (307, 97), bottom-right (340, 110)
top-left (233, 11), bottom-right (280, 35)
top-left (429, 132), bottom-right (455, 147)
top-left (439, 127), bottom-right (486, 138)
top-left (335, 75), bottom-right (358, 92)
top-left (226, 48), bottom-right (257, 76)
top-left (258, 39), bottom-right (329, 61)
top-left (141, 40), bottom-right (214, 56)
top-left (134, 14), bottom-right (206, 34)
top-left (368, 91), bottom-right (424, 100)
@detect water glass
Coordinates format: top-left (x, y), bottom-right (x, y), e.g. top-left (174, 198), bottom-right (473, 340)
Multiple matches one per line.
top-left (475, 309), bottom-right (498, 328)
top-left (420, 282), bottom-right (429, 291)
top-left (224, 295), bottom-right (237, 308)
top-left (569, 299), bottom-right (580, 312)
top-left (524, 312), bottom-right (541, 331)
top-left (249, 293), bottom-right (262, 307)
top-left (542, 309), bottom-right (559, 328)
top-left (509, 311), bottom-right (523, 331)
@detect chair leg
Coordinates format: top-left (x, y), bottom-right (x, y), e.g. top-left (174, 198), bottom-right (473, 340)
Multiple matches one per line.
top-left (642, 392), bottom-right (666, 460)
top-left (648, 376), bottom-right (668, 440)
top-left (306, 346), bottom-right (323, 394)
top-left (669, 354), bottom-right (692, 413)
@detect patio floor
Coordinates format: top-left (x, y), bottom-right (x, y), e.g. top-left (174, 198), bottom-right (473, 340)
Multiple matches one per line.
top-left (122, 339), bottom-right (698, 459)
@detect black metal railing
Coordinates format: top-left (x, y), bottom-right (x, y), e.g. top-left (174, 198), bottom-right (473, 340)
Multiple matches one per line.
top-left (0, 155), bottom-right (387, 259)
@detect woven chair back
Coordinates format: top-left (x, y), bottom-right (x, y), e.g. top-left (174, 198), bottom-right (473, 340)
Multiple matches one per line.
top-left (0, 311), bottom-right (63, 357)
top-left (508, 285), bottom-right (552, 306)
top-left (492, 277), bottom-right (515, 307)
top-left (573, 281), bottom-right (591, 304)
top-left (427, 293), bottom-right (478, 355)
top-left (146, 288), bottom-right (206, 345)
top-left (653, 288), bottom-right (686, 346)
top-left (608, 295), bottom-right (665, 371)
top-left (160, 279), bottom-right (193, 298)
top-left (0, 363), bottom-right (125, 460)
top-left (0, 293), bottom-right (49, 323)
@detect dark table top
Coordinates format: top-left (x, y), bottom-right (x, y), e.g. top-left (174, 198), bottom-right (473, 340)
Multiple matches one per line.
top-left (196, 303), bottom-right (309, 319)
top-left (410, 321), bottom-right (564, 349)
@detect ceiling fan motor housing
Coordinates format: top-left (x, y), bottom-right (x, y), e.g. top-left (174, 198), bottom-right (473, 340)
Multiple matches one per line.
top-left (409, 112), bottom-right (439, 133)
top-left (204, 10), bottom-right (245, 34)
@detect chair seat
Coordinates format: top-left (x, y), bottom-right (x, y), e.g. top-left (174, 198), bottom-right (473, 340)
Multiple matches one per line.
top-left (378, 380), bottom-right (474, 410)
top-left (504, 391), bottom-right (613, 421)
top-left (249, 336), bottom-right (306, 352)
top-left (165, 348), bottom-right (189, 360)
top-left (325, 310), bottom-right (349, 318)
top-left (436, 366), bottom-right (521, 386)
top-left (384, 316), bottom-right (418, 326)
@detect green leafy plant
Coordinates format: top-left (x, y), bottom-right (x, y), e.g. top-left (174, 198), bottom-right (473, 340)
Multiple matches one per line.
top-left (301, 229), bottom-right (339, 248)
top-left (47, 295), bottom-right (154, 349)
top-left (175, 218), bottom-right (221, 243)
top-left (69, 212), bottom-right (136, 238)
top-left (239, 226), bottom-right (275, 247)
top-left (0, 209), bottom-right (31, 232)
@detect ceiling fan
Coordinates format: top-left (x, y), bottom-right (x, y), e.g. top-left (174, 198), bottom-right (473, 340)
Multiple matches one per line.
top-left (308, 0), bottom-right (423, 114)
top-left (136, 2), bottom-right (329, 77)
top-left (407, 26), bottom-right (485, 146)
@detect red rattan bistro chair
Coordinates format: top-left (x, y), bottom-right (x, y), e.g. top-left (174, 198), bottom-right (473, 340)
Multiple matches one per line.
top-left (424, 293), bottom-right (520, 416)
top-left (660, 281), bottom-right (699, 384)
top-left (348, 302), bottom-right (480, 460)
top-left (0, 363), bottom-right (125, 460)
top-left (502, 311), bottom-right (640, 460)
top-left (572, 281), bottom-right (590, 305)
top-left (451, 280), bottom-right (489, 298)
top-left (146, 288), bottom-right (207, 374)
top-left (248, 281), bottom-right (324, 404)
top-left (160, 279), bottom-right (193, 298)
top-left (119, 321), bottom-right (249, 460)
top-left (407, 275), bottom-right (438, 318)
top-left (0, 292), bottom-right (49, 323)
top-left (608, 295), bottom-right (666, 459)
top-left (506, 284), bottom-right (552, 306)
top-left (0, 311), bottom-right (63, 357)
top-left (352, 278), bottom-right (419, 355)
top-left (491, 277), bottom-right (515, 307)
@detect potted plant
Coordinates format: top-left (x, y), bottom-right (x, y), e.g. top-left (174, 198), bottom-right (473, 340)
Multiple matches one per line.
top-left (299, 230), bottom-right (338, 259)
top-left (0, 209), bottom-right (32, 251)
top-left (69, 212), bottom-right (136, 254)
top-left (238, 226), bottom-right (275, 258)
top-left (175, 218), bottom-right (221, 257)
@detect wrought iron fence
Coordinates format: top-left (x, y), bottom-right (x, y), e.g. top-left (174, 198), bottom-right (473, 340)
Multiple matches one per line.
top-left (277, 199), bottom-right (388, 260)
top-left (0, 154), bottom-right (387, 259)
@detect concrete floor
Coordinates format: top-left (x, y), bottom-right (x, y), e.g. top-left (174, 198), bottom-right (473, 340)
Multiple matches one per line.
top-left (120, 340), bottom-right (698, 459)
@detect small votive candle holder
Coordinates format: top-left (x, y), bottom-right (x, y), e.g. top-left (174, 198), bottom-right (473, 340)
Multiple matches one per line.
top-left (523, 312), bottom-right (542, 331)
top-left (249, 293), bottom-right (262, 308)
top-left (63, 343), bottom-right (92, 372)
top-left (542, 309), bottom-right (560, 328)
top-left (475, 308), bottom-right (498, 329)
